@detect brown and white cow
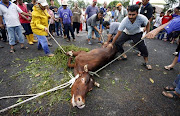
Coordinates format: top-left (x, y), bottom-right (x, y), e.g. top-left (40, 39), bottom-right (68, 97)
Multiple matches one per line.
top-left (67, 44), bottom-right (117, 109)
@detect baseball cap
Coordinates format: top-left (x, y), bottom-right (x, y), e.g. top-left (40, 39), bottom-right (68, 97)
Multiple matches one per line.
top-left (116, 3), bottom-right (122, 7)
top-left (37, 0), bottom-right (48, 6)
top-left (93, 0), bottom-right (97, 2)
top-left (136, 1), bottom-right (141, 5)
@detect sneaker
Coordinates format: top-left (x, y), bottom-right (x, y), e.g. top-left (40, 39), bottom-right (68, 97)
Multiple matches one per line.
top-left (173, 52), bottom-right (178, 56)
top-left (98, 41), bottom-right (103, 44)
top-left (47, 53), bottom-right (54, 57)
top-left (88, 41), bottom-right (92, 45)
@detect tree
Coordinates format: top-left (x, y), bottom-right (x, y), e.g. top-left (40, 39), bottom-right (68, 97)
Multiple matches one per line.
top-left (108, 0), bottom-right (130, 10)
top-left (67, 0), bottom-right (86, 9)
top-left (163, 0), bottom-right (179, 12)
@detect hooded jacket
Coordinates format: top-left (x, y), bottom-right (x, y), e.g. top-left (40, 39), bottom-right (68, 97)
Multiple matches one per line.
top-left (30, 4), bottom-right (50, 36)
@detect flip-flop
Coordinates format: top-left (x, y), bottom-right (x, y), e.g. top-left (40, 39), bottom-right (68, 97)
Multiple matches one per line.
top-left (10, 49), bottom-right (15, 53)
top-left (21, 46), bottom-right (28, 49)
top-left (142, 63), bottom-right (152, 70)
top-left (162, 91), bottom-right (180, 100)
top-left (164, 66), bottom-right (173, 70)
top-left (164, 86), bottom-right (175, 91)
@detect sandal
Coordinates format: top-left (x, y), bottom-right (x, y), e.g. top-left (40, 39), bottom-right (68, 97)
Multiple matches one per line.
top-left (164, 86), bottom-right (175, 91)
top-left (142, 63), bottom-right (152, 70)
top-left (21, 46), bottom-right (28, 49)
top-left (48, 43), bottom-right (52, 47)
top-left (162, 91), bottom-right (180, 99)
top-left (10, 49), bottom-right (15, 53)
top-left (164, 65), bottom-right (173, 70)
top-left (66, 39), bottom-right (70, 42)
top-left (118, 55), bottom-right (127, 60)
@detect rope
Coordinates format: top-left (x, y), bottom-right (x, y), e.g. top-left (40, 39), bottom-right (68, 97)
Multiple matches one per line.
top-left (48, 21), bottom-right (66, 54)
top-left (89, 37), bottom-right (145, 77)
top-left (0, 73), bottom-right (79, 113)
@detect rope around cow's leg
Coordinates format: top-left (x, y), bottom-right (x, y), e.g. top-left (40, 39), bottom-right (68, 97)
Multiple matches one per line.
top-left (92, 38), bottom-right (145, 76)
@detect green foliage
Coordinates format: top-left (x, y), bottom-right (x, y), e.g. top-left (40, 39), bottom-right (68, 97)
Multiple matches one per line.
top-left (163, 0), bottom-right (179, 12)
top-left (47, 0), bottom-right (60, 7)
top-left (108, 0), bottom-right (130, 10)
top-left (67, 0), bottom-right (86, 9)
top-left (10, 45), bottom-right (89, 114)
top-left (108, 1), bottom-right (119, 9)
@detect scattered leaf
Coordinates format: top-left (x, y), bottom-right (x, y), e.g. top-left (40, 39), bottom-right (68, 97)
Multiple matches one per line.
top-left (140, 69), bottom-right (143, 72)
top-left (154, 49), bottom-right (157, 51)
top-left (26, 109), bottom-right (30, 113)
top-left (149, 78), bottom-right (154, 83)
top-left (15, 58), bottom-right (20, 61)
top-left (155, 65), bottom-right (159, 67)
top-left (112, 80), bottom-right (115, 85)
top-left (35, 73), bottom-right (41, 77)
top-left (163, 71), bottom-right (167, 75)
top-left (0, 79), bottom-right (3, 84)
top-left (43, 81), bottom-right (47, 85)
top-left (4, 69), bottom-right (7, 73)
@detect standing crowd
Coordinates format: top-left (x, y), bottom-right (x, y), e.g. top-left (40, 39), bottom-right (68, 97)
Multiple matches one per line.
top-left (0, 0), bottom-right (180, 99)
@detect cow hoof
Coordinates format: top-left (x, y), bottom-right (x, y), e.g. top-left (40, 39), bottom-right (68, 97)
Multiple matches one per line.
top-left (94, 82), bottom-right (100, 87)
top-left (67, 51), bottom-right (73, 56)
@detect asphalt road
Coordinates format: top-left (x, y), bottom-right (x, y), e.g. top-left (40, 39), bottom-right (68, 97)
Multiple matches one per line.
top-left (0, 30), bottom-right (180, 116)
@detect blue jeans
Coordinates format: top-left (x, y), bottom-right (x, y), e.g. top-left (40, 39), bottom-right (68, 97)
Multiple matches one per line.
top-left (36, 35), bottom-right (51, 54)
top-left (158, 30), bottom-right (166, 40)
top-left (7, 26), bottom-right (24, 45)
top-left (64, 23), bottom-right (75, 40)
top-left (55, 22), bottom-right (62, 36)
top-left (173, 74), bottom-right (180, 94)
top-left (87, 26), bottom-right (100, 39)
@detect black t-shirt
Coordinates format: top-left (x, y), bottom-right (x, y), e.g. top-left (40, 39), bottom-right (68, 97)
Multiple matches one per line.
top-left (49, 6), bottom-right (56, 12)
top-left (140, 3), bottom-right (153, 20)
top-left (27, 3), bottom-right (34, 12)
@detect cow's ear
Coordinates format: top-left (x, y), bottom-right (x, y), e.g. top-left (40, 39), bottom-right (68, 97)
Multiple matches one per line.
top-left (84, 65), bottom-right (88, 72)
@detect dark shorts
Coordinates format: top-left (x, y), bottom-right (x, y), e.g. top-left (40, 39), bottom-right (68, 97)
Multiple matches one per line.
top-left (49, 24), bottom-right (55, 32)
top-left (115, 32), bottom-right (148, 57)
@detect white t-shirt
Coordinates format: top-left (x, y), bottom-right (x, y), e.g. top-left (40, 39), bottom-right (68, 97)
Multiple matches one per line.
top-left (118, 14), bottom-right (148, 35)
top-left (154, 16), bottom-right (162, 28)
top-left (104, 11), bottom-right (112, 22)
top-left (0, 2), bottom-right (23, 27)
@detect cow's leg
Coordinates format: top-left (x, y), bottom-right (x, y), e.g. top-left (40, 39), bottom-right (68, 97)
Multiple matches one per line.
top-left (94, 81), bottom-right (100, 88)
top-left (72, 51), bottom-right (84, 56)
top-left (67, 56), bottom-right (75, 68)
top-left (67, 51), bottom-right (85, 57)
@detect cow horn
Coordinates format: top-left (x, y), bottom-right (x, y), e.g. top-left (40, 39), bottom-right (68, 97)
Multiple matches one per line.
top-left (84, 65), bottom-right (88, 72)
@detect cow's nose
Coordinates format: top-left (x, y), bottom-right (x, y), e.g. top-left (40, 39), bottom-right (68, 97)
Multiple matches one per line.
top-left (78, 97), bottom-right (81, 101)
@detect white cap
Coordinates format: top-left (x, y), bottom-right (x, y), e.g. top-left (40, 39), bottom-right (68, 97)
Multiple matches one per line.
top-left (37, 0), bottom-right (48, 6)
top-left (11, 0), bottom-right (16, 3)
top-left (62, 0), bottom-right (68, 6)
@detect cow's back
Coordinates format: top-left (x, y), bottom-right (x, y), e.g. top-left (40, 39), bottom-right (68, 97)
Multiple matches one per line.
top-left (75, 47), bottom-right (117, 71)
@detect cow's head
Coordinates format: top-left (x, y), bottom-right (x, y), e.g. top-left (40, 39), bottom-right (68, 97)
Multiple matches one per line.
top-left (71, 65), bottom-right (94, 109)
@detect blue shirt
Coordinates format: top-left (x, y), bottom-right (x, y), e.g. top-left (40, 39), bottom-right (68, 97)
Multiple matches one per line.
top-left (59, 8), bottom-right (73, 24)
top-left (85, 5), bottom-right (98, 19)
top-left (100, 7), bottom-right (107, 16)
top-left (111, 10), bottom-right (115, 17)
top-left (165, 16), bottom-right (180, 34)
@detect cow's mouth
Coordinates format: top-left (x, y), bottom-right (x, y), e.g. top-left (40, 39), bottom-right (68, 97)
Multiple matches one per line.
top-left (77, 104), bottom-right (85, 109)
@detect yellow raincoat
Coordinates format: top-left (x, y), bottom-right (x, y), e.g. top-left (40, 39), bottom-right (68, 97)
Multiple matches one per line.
top-left (30, 4), bottom-right (50, 36)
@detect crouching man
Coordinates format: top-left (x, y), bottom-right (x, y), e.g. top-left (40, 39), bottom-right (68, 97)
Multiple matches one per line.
top-left (107, 5), bottom-right (152, 70)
